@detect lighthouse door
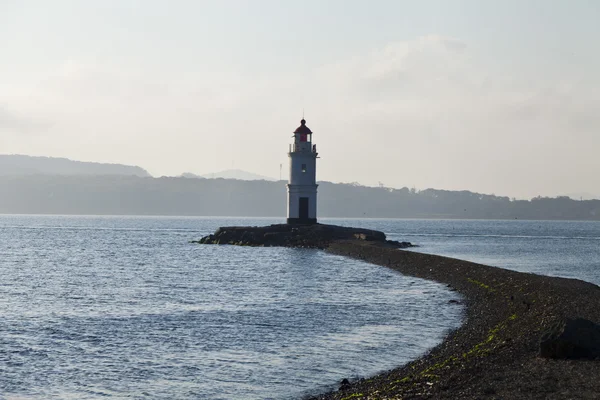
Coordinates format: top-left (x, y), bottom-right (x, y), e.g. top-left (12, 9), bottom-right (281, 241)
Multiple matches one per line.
top-left (299, 197), bottom-right (309, 221)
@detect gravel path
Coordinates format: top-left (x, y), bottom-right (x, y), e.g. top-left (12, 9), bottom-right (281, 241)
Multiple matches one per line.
top-left (308, 240), bottom-right (600, 399)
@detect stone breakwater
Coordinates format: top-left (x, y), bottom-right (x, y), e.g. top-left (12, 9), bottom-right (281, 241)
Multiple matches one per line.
top-left (193, 223), bottom-right (414, 249)
top-left (193, 225), bottom-right (600, 399)
top-left (310, 241), bottom-right (600, 400)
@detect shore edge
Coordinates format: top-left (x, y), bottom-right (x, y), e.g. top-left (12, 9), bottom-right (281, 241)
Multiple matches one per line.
top-left (306, 240), bottom-right (600, 399)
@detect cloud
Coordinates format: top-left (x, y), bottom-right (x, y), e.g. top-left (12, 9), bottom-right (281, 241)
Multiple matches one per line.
top-left (0, 105), bottom-right (48, 135)
top-left (303, 35), bottom-right (600, 197)
top-left (364, 35), bottom-right (467, 82)
top-left (311, 35), bottom-right (598, 133)
top-left (311, 35), bottom-right (476, 119)
top-left (1, 36), bottom-right (598, 198)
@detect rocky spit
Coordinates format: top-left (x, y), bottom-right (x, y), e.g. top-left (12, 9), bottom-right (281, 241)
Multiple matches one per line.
top-left (193, 223), bottom-right (414, 249)
top-left (194, 225), bottom-right (600, 399)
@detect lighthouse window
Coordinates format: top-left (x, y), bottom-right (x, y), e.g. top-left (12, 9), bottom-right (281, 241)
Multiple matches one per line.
top-left (301, 164), bottom-right (307, 173)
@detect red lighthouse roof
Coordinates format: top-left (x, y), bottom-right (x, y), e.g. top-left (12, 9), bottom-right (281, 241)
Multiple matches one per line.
top-left (293, 119), bottom-right (313, 135)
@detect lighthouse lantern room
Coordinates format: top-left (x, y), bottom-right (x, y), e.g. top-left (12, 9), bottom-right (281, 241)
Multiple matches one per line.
top-left (287, 118), bottom-right (318, 224)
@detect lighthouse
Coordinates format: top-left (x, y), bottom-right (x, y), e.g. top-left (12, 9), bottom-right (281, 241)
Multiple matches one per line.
top-left (287, 118), bottom-right (318, 224)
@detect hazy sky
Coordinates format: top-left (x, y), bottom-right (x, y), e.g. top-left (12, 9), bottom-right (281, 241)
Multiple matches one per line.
top-left (1, 0), bottom-right (599, 198)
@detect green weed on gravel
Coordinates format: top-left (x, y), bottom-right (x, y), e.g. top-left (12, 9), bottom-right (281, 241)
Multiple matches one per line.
top-left (467, 278), bottom-right (496, 293)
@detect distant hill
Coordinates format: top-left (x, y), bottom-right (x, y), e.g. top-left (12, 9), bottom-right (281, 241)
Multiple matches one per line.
top-left (199, 169), bottom-right (276, 181)
top-left (180, 172), bottom-right (205, 179)
top-left (566, 192), bottom-right (600, 201)
top-left (0, 175), bottom-right (598, 220)
top-left (0, 154), bottom-right (150, 177)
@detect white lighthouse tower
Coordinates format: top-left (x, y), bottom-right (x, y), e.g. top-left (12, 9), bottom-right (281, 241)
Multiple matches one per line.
top-left (287, 118), bottom-right (318, 224)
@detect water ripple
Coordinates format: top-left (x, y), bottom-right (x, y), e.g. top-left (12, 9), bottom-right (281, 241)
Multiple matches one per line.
top-left (0, 216), bottom-right (463, 399)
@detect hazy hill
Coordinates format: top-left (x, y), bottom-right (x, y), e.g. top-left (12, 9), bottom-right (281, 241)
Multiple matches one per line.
top-left (199, 169), bottom-right (276, 181)
top-left (180, 172), bottom-right (205, 179)
top-left (566, 192), bottom-right (600, 201)
top-left (0, 155), bottom-right (150, 177)
top-left (0, 175), bottom-right (598, 220)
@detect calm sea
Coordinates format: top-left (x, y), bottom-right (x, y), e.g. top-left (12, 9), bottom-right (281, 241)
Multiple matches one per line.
top-left (0, 216), bottom-right (597, 399)
top-left (0, 215), bottom-right (461, 400)
top-left (329, 218), bottom-right (600, 286)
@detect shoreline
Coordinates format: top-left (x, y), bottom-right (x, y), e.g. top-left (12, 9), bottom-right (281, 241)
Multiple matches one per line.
top-left (307, 240), bottom-right (600, 399)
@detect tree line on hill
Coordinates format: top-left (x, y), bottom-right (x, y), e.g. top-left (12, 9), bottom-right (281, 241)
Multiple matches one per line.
top-left (0, 175), bottom-right (598, 220)
top-left (0, 154), bottom-right (150, 177)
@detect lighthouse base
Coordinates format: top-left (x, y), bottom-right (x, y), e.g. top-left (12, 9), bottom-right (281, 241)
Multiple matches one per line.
top-left (287, 217), bottom-right (317, 225)
top-left (286, 184), bottom-right (318, 225)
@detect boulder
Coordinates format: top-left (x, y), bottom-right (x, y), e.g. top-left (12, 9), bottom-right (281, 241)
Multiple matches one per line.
top-left (339, 378), bottom-right (351, 391)
top-left (263, 231), bottom-right (292, 246)
top-left (386, 240), bottom-right (415, 248)
top-left (193, 223), bottom-right (410, 249)
top-left (539, 318), bottom-right (600, 359)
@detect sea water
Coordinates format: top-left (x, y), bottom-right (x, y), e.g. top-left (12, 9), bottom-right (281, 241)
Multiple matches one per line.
top-left (328, 218), bottom-right (600, 286)
top-left (0, 216), bottom-right (462, 399)
top-left (1, 215), bottom-right (597, 399)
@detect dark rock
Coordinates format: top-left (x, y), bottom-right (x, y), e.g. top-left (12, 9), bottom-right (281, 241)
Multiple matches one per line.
top-left (354, 233), bottom-right (383, 241)
top-left (193, 223), bottom-right (401, 249)
top-left (339, 378), bottom-right (351, 390)
top-left (539, 318), bottom-right (600, 359)
top-left (386, 240), bottom-right (415, 248)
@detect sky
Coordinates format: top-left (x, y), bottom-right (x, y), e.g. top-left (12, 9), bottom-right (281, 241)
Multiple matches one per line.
top-left (1, 0), bottom-right (599, 199)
